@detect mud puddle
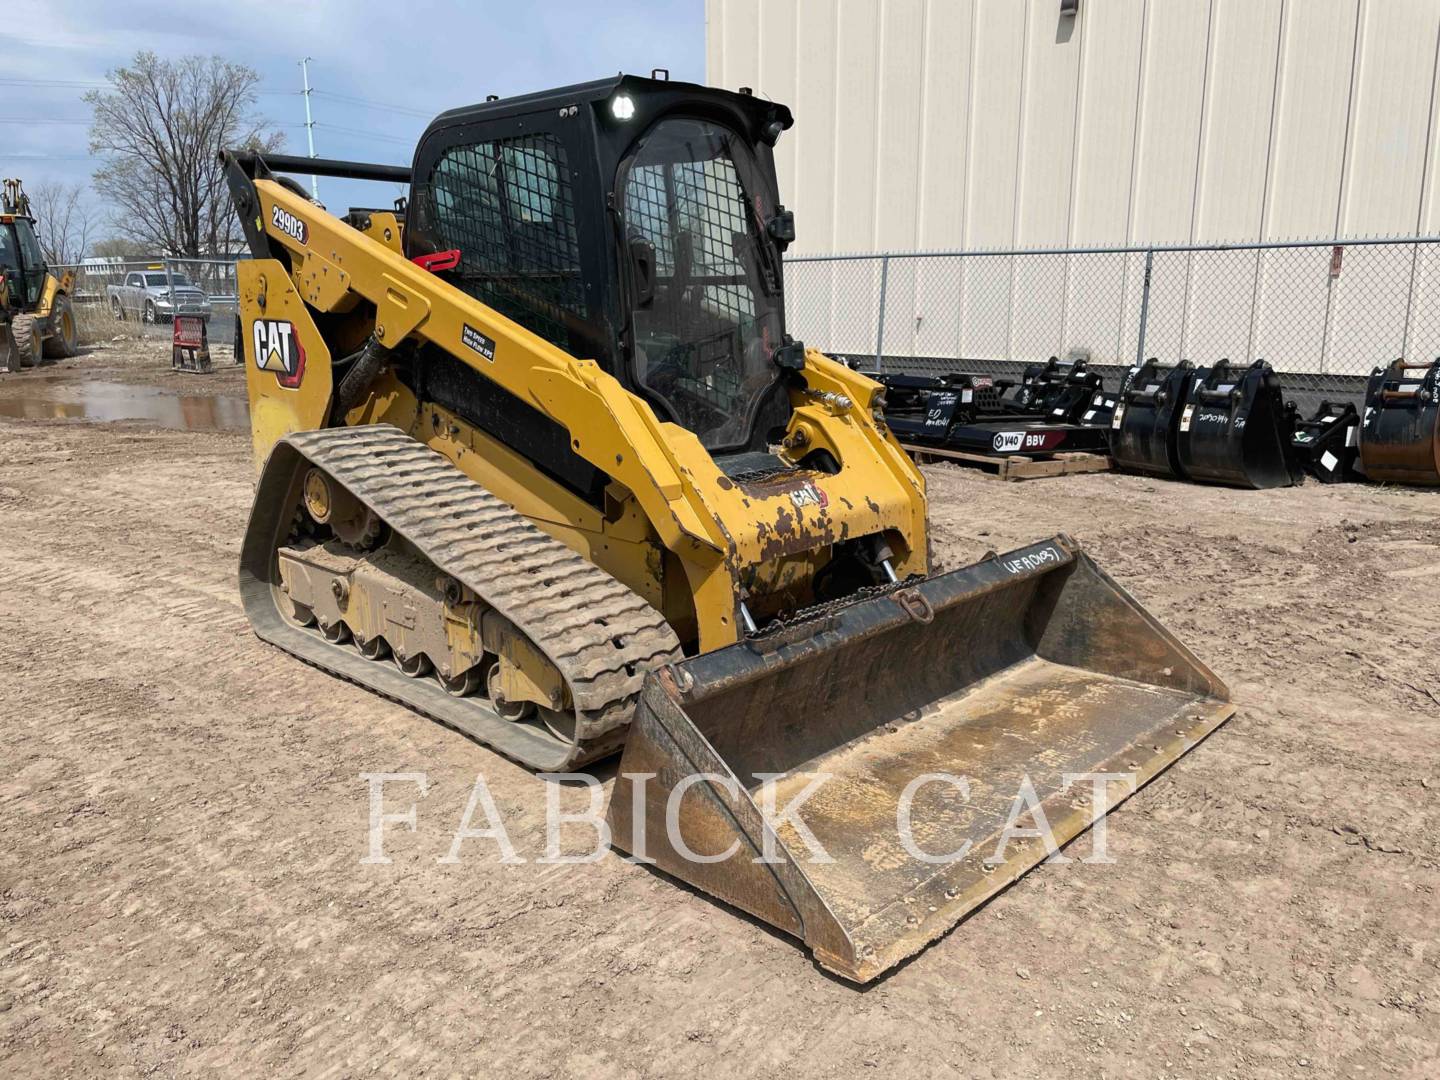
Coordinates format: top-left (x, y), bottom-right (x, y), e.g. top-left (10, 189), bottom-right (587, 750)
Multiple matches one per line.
top-left (0, 380), bottom-right (248, 432)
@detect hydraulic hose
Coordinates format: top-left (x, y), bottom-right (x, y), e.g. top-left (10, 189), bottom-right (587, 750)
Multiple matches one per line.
top-left (331, 335), bottom-right (391, 423)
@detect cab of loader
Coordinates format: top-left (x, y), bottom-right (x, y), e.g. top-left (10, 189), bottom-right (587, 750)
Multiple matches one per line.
top-left (0, 181), bottom-right (49, 310)
top-left (404, 74), bottom-right (799, 455)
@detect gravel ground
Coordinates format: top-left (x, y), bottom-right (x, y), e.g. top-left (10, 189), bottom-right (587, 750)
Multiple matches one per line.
top-left (1, 343), bottom-right (1436, 1078)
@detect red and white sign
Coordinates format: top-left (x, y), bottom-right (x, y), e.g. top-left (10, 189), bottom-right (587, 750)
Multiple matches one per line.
top-left (173, 315), bottom-right (205, 349)
top-left (171, 315), bottom-right (212, 373)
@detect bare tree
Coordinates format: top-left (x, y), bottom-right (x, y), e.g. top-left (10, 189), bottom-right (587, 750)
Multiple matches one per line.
top-left (28, 181), bottom-right (96, 264)
top-left (90, 236), bottom-right (150, 260)
top-left (86, 52), bottom-right (284, 257)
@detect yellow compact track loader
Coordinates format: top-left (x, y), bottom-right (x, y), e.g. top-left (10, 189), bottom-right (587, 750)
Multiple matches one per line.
top-left (0, 179), bottom-right (80, 371)
top-left (224, 74), bottom-right (1233, 982)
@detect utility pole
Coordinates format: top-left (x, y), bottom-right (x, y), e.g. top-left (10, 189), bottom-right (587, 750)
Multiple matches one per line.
top-left (299, 56), bottom-right (319, 201)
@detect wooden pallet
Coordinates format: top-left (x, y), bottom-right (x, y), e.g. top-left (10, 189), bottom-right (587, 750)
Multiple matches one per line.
top-left (902, 443), bottom-right (1113, 482)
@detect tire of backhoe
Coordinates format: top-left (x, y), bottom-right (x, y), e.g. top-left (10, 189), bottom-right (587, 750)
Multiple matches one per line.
top-left (42, 296), bottom-right (79, 359)
top-left (10, 313), bottom-right (41, 368)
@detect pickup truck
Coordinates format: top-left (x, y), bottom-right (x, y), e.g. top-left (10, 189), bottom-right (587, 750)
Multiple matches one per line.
top-left (106, 270), bottom-right (213, 324)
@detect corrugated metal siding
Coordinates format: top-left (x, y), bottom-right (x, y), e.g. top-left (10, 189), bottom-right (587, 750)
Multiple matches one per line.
top-left (708, 0), bottom-right (1440, 372)
top-left (707, 0), bottom-right (1440, 253)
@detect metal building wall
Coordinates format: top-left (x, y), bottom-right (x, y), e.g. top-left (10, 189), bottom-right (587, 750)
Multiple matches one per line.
top-left (706, 0), bottom-right (1440, 252)
top-left (707, 0), bottom-right (1440, 367)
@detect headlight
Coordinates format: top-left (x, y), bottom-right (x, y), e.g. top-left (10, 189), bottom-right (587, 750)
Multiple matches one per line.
top-left (610, 94), bottom-right (636, 121)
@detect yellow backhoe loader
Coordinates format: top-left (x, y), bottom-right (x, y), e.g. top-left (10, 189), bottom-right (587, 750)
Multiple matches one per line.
top-left (0, 179), bottom-right (80, 371)
top-left (223, 74), bottom-right (1234, 982)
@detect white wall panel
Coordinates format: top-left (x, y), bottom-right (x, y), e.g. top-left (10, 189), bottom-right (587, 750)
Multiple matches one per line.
top-left (872, 0), bottom-right (928, 355)
top-left (1264, 0), bottom-right (1360, 240)
top-left (1068, 0), bottom-right (1145, 246)
top-left (960, 0), bottom-right (1026, 357)
top-left (915, 0), bottom-right (975, 250)
top-left (759, 0), bottom-right (801, 202)
top-left (711, 0), bottom-right (1440, 250)
top-left (1118, 0), bottom-right (1212, 363)
top-left (832, 0), bottom-right (883, 252)
top-left (1328, 0), bottom-right (1440, 374)
top-left (1127, 0), bottom-right (1212, 245)
top-left (1192, 0), bottom-right (1283, 243)
top-left (1012, 0), bottom-right (1082, 360)
top-left (1338, 0), bottom-right (1439, 236)
top-left (1184, 0), bottom-right (1282, 360)
top-left (1066, 0), bottom-right (1145, 361)
top-left (913, 1), bottom-right (975, 357)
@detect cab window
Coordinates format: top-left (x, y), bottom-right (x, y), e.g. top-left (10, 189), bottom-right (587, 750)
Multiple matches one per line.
top-left (428, 132), bottom-right (586, 352)
top-left (15, 219), bottom-right (44, 270)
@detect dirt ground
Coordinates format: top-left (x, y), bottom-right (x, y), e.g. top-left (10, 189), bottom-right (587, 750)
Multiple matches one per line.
top-left (1, 341), bottom-right (1437, 1078)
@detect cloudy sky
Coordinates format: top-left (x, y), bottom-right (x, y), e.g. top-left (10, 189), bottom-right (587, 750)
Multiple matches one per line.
top-left (1, 0), bottom-right (703, 232)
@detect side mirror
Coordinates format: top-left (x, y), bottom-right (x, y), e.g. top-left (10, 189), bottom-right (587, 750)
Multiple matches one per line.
top-left (767, 207), bottom-right (795, 251)
top-left (629, 235), bottom-right (656, 308)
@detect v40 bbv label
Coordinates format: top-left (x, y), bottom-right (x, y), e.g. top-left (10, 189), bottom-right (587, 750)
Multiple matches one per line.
top-left (992, 430), bottom-right (1057, 453)
top-left (271, 204), bottom-right (308, 245)
top-left (253, 319), bottom-right (306, 388)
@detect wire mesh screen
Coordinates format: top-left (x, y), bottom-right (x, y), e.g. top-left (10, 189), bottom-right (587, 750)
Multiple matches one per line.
top-left (784, 238), bottom-right (1440, 400)
top-left (430, 133), bottom-right (586, 351)
top-left (622, 156), bottom-right (757, 332)
top-left (619, 119), bottom-right (775, 443)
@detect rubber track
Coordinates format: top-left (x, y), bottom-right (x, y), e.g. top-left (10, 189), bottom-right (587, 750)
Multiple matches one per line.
top-left (246, 425), bottom-right (681, 769)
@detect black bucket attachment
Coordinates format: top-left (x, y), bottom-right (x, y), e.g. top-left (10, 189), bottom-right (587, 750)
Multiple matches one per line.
top-left (1175, 360), bottom-right (1302, 489)
top-left (996, 356), bottom-right (1103, 422)
top-left (1290, 401), bottom-right (1361, 484)
top-left (875, 372), bottom-right (1007, 446)
top-left (1077, 387), bottom-right (1121, 429)
top-left (1110, 359), bottom-right (1193, 479)
top-left (1359, 359), bottom-right (1440, 486)
top-left (1041, 361), bottom-right (1106, 424)
top-left (608, 537), bottom-right (1234, 983)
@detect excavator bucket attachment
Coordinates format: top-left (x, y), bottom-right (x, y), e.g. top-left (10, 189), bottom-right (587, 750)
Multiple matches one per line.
top-left (1359, 359), bottom-right (1440, 486)
top-left (1110, 359), bottom-right (1194, 479)
top-left (1176, 360), bottom-right (1303, 489)
top-left (609, 537), bottom-right (1233, 983)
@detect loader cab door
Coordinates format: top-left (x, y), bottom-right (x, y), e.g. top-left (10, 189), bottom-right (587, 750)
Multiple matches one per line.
top-left (0, 222), bottom-right (19, 302)
top-left (616, 117), bottom-right (789, 452)
top-left (12, 218), bottom-right (47, 307)
top-left (0, 218), bottom-right (44, 307)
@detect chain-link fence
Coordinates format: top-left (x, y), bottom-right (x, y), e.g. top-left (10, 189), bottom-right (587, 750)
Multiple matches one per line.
top-left (48, 239), bottom-right (1439, 408)
top-left (785, 237), bottom-right (1440, 406)
top-left (55, 256), bottom-right (246, 353)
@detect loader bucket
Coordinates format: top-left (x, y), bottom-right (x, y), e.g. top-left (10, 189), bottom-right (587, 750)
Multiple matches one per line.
top-left (1359, 359), bottom-right (1440, 486)
top-left (608, 537), bottom-right (1234, 983)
